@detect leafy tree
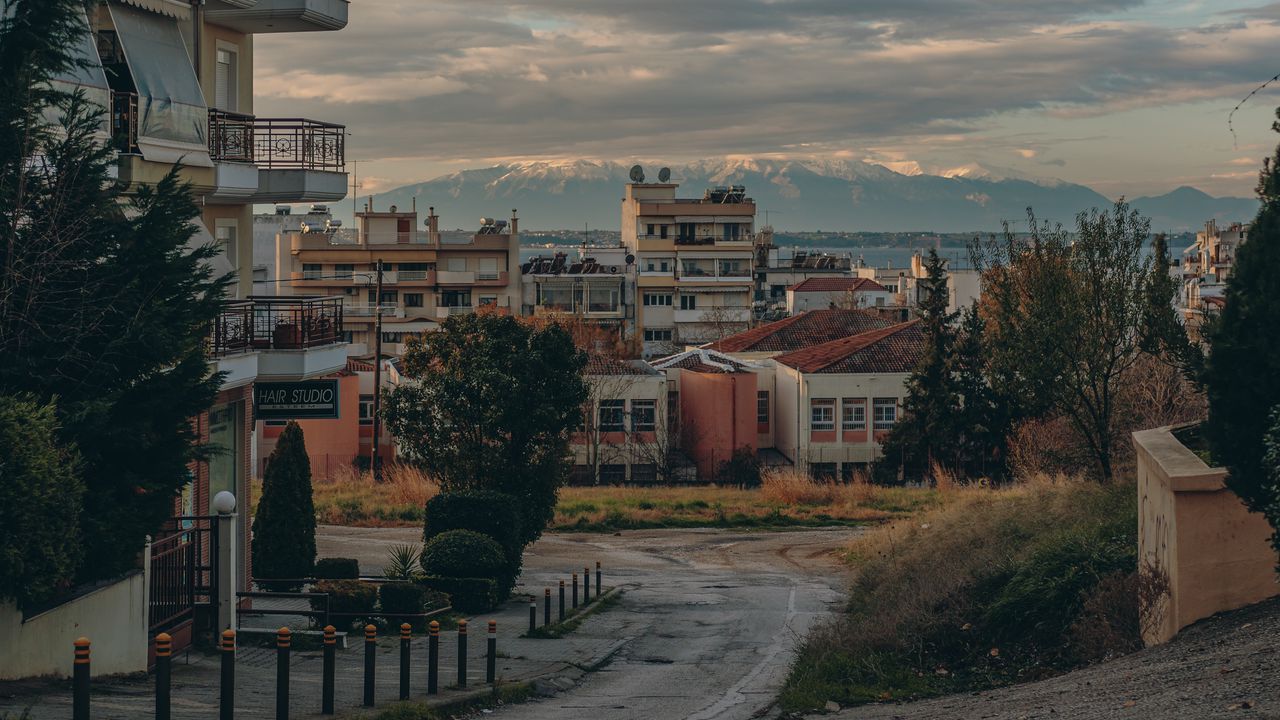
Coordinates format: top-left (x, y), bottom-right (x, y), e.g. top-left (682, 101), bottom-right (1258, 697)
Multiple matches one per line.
top-left (1205, 110), bottom-right (1280, 520)
top-left (970, 201), bottom-right (1158, 480)
top-left (251, 422), bottom-right (317, 582)
top-left (0, 0), bottom-right (227, 582)
top-left (1262, 408), bottom-right (1280, 547)
top-left (0, 395), bottom-right (83, 609)
top-left (384, 313), bottom-right (587, 545)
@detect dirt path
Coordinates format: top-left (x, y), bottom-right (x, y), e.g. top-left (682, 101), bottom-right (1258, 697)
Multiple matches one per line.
top-left (818, 597), bottom-right (1280, 720)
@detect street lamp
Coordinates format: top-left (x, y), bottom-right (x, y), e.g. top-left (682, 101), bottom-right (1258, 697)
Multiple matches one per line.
top-left (212, 491), bottom-right (237, 515)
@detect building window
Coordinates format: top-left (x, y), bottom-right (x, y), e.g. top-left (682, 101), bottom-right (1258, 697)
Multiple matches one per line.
top-left (598, 399), bottom-right (625, 432)
top-left (334, 263), bottom-right (354, 279)
top-left (678, 222), bottom-right (696, 241)
top-left (214, 47), bottom-right (238, 111)
top-left (873, 398), bottom-right (897, 430)
top-left (600, 464), bottom-right (627, 484)
top-left (478, 257), bottom-right (499, 280)
top-left (264, 419), bottom-right (287, 427)
top-left (757, 391), bottom-right (769, 424)
top-left (569, 465), bottom-right (592, 486)
top-left (359, 394), bottom-right (374, 425)
top-left (718, 259), bottom-right (744, 276)
top-left (643, 328), bottom-right (673, 342)
top-left (479, 296), bottom-right (498, 306)
top-left (842, 399), bottom-right (866, 431)
top-left (631, 399), bottom-right (656, 432)
top-left (646, 223), bottom-right (655, 236)
top-left (723, 223), bottom-right (741, 241)
top-left (379, 290), bottom-right (398, 304)
top-left (302, 263), bottom-right (322, 280)
top-left (381, 331), bottom-right (404, 344)
top-left (644, 257), bottom-right (673, 273)
top-left (660, 225), bottom-right (668, 239)
top-left (770, 284), bottom-right (786, 298)
top-left (679, 294), bottom-right (697, 310)
top-left (810, 398), bottom-right (835, 431)
top-left (441, 290), bottom-right (471, 307)
top-left (632, 463), bottom-right (658, 484)
top-left (404, 293), bottom-right (424, 308)
top-left (810, 462), bottom-right (837, 480)
top-left (398, 262), bottom-right (429, 280)
top-left (643, 292), bottom-right (672, 306)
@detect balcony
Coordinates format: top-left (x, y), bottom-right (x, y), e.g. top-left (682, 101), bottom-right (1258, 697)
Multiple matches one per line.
top-left (204, 0), bottom-right (349, 33)
top-left (675, 235), bottom-right (753, 247)
top-left (674, 307), bottom-right (752, 324)
top-left (436, 306), bottom-right (475, 319)
top-left (207, 109), bottom-right (347, 203)
top-left (435, 270), bottom-right (475, 284)
top-left (208, 296), bottom-right (348, 383)
top-left (345, 304), bottom-right (406, 319)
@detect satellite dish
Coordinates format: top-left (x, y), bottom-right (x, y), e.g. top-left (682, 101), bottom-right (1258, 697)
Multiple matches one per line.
top-left (658, 167), bottom-right (671, 183)
top-left (625, 254), bottom-right (636, 265)
top-left (629, 164), bottom-right (645, 183)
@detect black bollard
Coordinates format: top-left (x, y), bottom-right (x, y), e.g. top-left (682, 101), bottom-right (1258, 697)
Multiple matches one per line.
top-left (427, 621), bottom-right (439, 695)
top-left (572, 572), bottom-right (578, 609)
top-left (486, 620), bottom-right (497, 684)
top-left (219, 629), bottom-right (236, 720)
top-left (72, 637), bottom-right (90, 720)
top-left (457, 619), bottom-right (468, 688)
top-left (276, 627), bottom-right (291, 720)
top-left (363, 624), bottom-right (376, 707)
top-left (321, 625), bottom-right (336, 715)
top-left (399, 623), bottom-right (411, 700)
top-left (597, 561), bottom-right (602, 596)
top-left (544, 588), bottom-right (551, 626)
top-left (559, 580), bottom-right (566, 621)
top-left (155, 633), bottom-right (172, 720)
top-left (528, 599), bottom-right (536, 633)
top-left (584, 566), bottom-right (591, 603)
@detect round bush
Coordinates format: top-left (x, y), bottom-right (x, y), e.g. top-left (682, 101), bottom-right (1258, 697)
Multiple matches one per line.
top-left (420, 530), bottom-right (506, 580)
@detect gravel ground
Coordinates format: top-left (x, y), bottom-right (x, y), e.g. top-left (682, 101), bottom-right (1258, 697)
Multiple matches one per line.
top-left (817, 597), bottom-right (1280, 720)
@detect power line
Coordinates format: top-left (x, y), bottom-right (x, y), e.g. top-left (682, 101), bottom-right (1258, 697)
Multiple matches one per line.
top-left (1228, 71), bottom-right (1280, 149)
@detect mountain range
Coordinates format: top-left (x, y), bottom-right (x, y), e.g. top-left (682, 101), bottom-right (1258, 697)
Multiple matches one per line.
top-left (361, 159), bottom-right (1258, 233)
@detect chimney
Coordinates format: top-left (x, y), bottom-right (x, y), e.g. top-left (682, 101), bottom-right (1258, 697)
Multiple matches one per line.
top-left (510, 208), bottom-right (519, 237)
top-left (428, 206), bottom-right (438, 233)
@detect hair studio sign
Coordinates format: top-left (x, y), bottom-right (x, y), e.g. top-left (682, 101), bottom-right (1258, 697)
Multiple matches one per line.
top-left (254, 380), bottom-right (340, 420)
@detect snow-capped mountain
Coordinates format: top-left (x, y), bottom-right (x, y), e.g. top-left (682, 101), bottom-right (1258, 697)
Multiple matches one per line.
top-left (362, 159), bottom-right (1255, 233)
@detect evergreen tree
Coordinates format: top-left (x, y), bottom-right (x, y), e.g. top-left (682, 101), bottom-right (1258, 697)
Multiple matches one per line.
top-left (876, 249), bottom-right (959, 482)
top-left (252, 422), bottom-right (317, 582)
top-left (1205, 109), bottom-right (1280, 520)
top-left (949, 302), bottom-right (1012, 480)
top-left (384, 312), bottom-right (587, 545)
top-left (1141, 233), bottom-right (1202, 378)
top-left (0, 0), bottom-right (228, 582)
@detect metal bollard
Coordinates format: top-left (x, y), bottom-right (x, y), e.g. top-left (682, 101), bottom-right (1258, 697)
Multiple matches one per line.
top-left (72, 637), bottom-right (90, 720)
top-left (155, 633), bottom-right (172, 720)
top-left (457, 619), bottom-right (468, 688)
top-left (219, 629), bottom-right (236, 720)
top-left (572, 572), bottom-right (579, 609)
top-left (321, 625), bottom-right (336, 715)
top-left (399, 623), bottom-right (411, 700)
top-left (363, 624), bottom-right (376, 707)
top-left (584, 566), bottom-right (591, 603)
top-left (559, 580), bottom-right (566, 621)
top-left (276, 627), bottom-right (291, 720)
top-left (427, 620), bottom-right (439, 695)
top-left (544, 587), bottom-right (551, 626)
top-left (596, 561), bottom-right (602, 596)
top-left (486, 620), bottom-right (497, 684)
top-left (528, 599), bottom-right (536, 633)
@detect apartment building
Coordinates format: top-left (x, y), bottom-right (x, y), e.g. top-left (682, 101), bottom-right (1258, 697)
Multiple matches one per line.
top-left (1181, 220), bottom-right (1248, 337)
top-left (621, 181), bottom-right (756, 356)
top-left (521, 248), bottom-right (635, 342)
top-left (270, 205), bottom-right (522, 356)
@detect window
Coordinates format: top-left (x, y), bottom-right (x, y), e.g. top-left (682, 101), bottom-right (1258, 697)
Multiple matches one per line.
top-left (647, 223), bottom-right (655, 236)
top-left (771, 284), bottom-right (786, 298)
top-left (264, 419), bottom-right (287, 427)
top-left (718, 259), bottom-right (744, 276)
top-left (302, 263), bottom-right (322, 280)
top-left (600, 464), bottom-right (626, 484)
top-left (643, 292), bottom-right (672, 306)
top-left (447, 257), bottom-right (466, 272)
top-left (359, 394), bottom-right (374, 425)
top-left (643, 257), bottom-right (673, 273)
top-left (334, 263), bottom-right (354, 279)
top-left (404, 293), bottom-right (424, 308)
top-left (381, 331), bottom-right (404, 343)
top-left (587, 284), bottom-right (619, 312)
top-left (757, 391), bottom-right (769, 425)
top-left (810, 398), bottom-right (835, 431)
top-left (215, 47), bottom-right (238, 111)
top-left (810, 462), bottom-right (837, 480)
top-left (723, 222), bottom-right (741, 241)
top-left (569, 465), bottom-right (592, 486)
top-left (398, 262), bottom-right (429, 280)
top-left (441, 290), bottom-right (470, 307)
top-left (631, 464), bottom-right (658, 484)
top-left (631, 399), bottom-right (656, 432)
top-left (478, 257), bottom-right (499, 280)
top-left (681, 259), bottom-right (704, 276)
top-left (379, 290), bottom-right (398, 304)
top-left (598, 400), bottom-right (625, 432)
top-left (678, 222), bottom-right (696, 241)
top-left (873, 398), bottom-right (897, 430)
top-left (479, 296), bottom-right (498, 306)
top-left (842, 399), bottom-right (866, 431)
top-left (644, 328), bottom-right (673, 342)
top-left (679, 294), bottom-right (697, 310)
top-left (660, 225), bottom-right (668, 239)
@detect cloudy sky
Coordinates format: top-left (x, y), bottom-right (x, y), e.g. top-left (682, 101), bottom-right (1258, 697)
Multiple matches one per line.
top-left (255, 0), bottom-right (1280, 197)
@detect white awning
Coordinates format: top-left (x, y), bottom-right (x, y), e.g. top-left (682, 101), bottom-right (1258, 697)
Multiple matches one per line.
top-left (677, 286), bottom-right (752, 294)
top-left (117, 0), bottom-right (191, 21)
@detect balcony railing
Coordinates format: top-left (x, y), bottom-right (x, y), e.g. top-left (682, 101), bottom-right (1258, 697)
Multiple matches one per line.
top-left (111, 91), bottom-right (140, 154)
top-left (674, 235), bottom-right (750, 246)
top-left (209, 109), bottom-right (346, 171)
top-left (208, 296), bottom-right (344, 356)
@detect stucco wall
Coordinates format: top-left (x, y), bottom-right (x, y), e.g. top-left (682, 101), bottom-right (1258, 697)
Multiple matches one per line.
top-left (0, 570), bottom-right (149, 680)
top-left (680, 371), bottom-right (757, 479)
top-left (1134, 425), bottom-right (1278, 645)
top-left (258, 373), bottom-right (362, 480)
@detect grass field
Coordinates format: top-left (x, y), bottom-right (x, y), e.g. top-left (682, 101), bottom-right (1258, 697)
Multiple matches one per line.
top-left (284, 465), bottom-right (944, 530)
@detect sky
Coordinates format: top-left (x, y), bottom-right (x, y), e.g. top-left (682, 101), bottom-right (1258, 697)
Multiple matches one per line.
top-left (254, 0), bottom-right (1280, 198)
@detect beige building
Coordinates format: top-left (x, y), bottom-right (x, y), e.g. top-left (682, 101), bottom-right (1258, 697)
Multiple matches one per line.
top-left (1181, 220), bottom-right (1248, 336)
top-left (573, 357), bottom-right (671, 484)
top-left (272, 205), bottom-right (522, 356)
top-left (621, 182), bottom-right (756, 355)
top-left (521, 248), bottom-right (635, 342)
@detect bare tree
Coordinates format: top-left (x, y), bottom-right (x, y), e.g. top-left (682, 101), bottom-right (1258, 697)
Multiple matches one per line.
top-left (579, 371), bottom-right (635, 485)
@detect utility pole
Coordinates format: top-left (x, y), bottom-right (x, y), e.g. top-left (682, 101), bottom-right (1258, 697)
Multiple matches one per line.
top-left (371, 258), bottom-right (384, 482)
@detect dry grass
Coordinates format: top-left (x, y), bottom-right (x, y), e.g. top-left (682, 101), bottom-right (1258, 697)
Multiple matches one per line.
top-left (309, 464), bottom-right (440, 525)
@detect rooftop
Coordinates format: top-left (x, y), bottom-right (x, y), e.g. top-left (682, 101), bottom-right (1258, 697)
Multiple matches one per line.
top-left (705, 308), bottom-right (893, 354)
top-left (586, 355), bottom-right (662, 376)
top-left (774, 321), bottom-right (925, 374)
top-left (787, 277), bottom-right (888, 293)
top-left (651, 348), bottom-right (757, 374)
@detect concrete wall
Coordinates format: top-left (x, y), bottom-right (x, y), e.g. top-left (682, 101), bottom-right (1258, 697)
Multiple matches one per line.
top-left (1134, 425), bottom-right (1278, 645)
top-left (0, 570), bottom-right (149, 680)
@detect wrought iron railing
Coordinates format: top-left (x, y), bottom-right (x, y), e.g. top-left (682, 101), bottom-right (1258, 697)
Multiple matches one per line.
top-left (208, 296), bottom-right (344, 356)
top-left (208, 110), bottom-right (345, 171)
top-left (111, 91), bottom-right (139, 154)
top-left (150, 516), bottom-right (218, 633)
top-left (208, 300), bottom-right (253, 357)
top-left (207, 108), bottom-right (254, 163)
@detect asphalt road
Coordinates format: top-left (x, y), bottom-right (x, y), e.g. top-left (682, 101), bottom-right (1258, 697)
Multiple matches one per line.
top-left (318, 525), bottom-right (857, 720)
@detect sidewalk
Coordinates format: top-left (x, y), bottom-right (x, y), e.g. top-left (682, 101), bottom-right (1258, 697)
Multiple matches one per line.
top-left (0, 587), bottom-right (625, 720)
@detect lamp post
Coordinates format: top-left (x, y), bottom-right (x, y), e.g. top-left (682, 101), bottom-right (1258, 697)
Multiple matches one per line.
top-left (212, 491), bottom-right (238, 637)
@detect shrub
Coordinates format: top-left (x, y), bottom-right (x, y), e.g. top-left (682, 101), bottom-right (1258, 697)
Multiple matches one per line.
top-left (424, 492), bottom-right (524, 597)
top-left (717, 447), bottom-right (761, 488)
top-left (418, 576), bottom-right (498, 613)
top-left (312, 579), bottom-right (378, 628)
top-left (313, 557), bottom-right (360, 580)
top-left (384, 544), bottom-right (421, 581)
top-left (252, 422), bottom-right (316, 585)
top-left (379, 582), bottom-right (437, 630)
top-left (420, 530), bottom-right (506, 579)
top-left (0, 395), bottom-right (83, 609)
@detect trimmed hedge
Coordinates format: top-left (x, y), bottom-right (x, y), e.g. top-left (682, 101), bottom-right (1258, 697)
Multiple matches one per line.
top-left (312, 579), bottom-right (378, 628)
top-left (314, 557), bottom-right (361, 579)
top-left (418, 576), bottom-right (498, 613)
top-left (424, 492), bottom-right (524, 598)
top-left (379, 582), bottom-right (448, 631)
top-left (420, 530), bottom-right (506, 579)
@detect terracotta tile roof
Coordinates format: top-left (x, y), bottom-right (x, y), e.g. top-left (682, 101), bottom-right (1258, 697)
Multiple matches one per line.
top-left (651, 348), bottom-right (757, 374)
top-left (705, 308), bottom-right (893, 353)
top-left (774, 320), bottom-right (925, 374)
top-left (786, 277), bottom-right (887, 293)
top-left (586, 355), bottom-right (661, 376)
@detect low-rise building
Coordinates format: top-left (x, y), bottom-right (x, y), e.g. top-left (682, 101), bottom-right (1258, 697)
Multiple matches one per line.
top-left (573, 356), bottom-right (671, 484)
top-left (651, 349), bottom-right (762, 480)
top-left (785, 277), bottom-right (893, 314)
top-left (1181, 220), bottom-right (1248, 338)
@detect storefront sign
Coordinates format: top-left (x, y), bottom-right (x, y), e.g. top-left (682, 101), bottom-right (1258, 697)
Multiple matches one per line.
top-left (254, 380), bottom-right (340, 420)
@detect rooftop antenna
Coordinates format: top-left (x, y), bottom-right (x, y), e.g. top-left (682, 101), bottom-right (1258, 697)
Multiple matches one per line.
top-left (629, 164), bottom-right (645, 183)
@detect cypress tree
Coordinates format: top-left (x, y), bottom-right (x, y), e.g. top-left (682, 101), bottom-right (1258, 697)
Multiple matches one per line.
top-left (1205, 108), bottom-right (1280, 525)
top-left (252, 422), bottom-right (317, 583)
